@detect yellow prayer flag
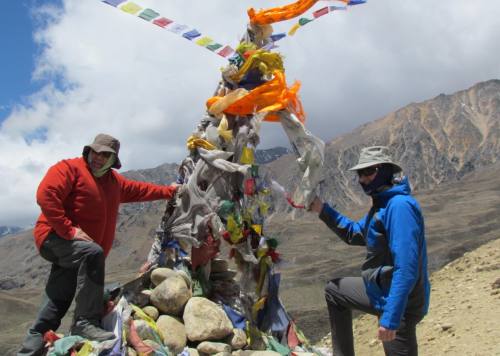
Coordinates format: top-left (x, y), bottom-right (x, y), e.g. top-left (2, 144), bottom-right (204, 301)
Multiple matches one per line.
top-left (120, 2), bottom-right (143, 15)
top-left (252, 224), bottom-right (262, 235)
top-left (195, 36), bottom-right (214, 47)
top-left (288, 23), bottom-right (301, 36)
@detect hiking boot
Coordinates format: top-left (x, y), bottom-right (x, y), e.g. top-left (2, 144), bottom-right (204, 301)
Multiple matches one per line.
top-left (70, 321), bottom-right (115, 342)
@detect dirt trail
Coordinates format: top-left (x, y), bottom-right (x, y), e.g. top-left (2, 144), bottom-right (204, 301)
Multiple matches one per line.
top-left (317, 237), bottom-right (500, 356)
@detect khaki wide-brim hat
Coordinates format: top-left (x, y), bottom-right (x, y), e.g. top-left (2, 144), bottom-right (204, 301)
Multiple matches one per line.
top-left (348, 146), bottom-right (402, 173)
top-left (82, 133), bottom-right (122, 169)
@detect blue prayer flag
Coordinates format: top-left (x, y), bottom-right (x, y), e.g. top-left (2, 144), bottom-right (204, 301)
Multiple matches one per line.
top-left (102, 0), bottom-right (126, 7)
top-left (270, 33), bottom-right (287, 42)
top-left (182, 29), bottom-right (202, 41)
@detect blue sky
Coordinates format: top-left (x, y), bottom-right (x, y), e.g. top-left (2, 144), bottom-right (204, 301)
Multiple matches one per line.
top-left (0, 1), bottom-right (42, 122)
top-left (0, 0), bottom-right (499, 226)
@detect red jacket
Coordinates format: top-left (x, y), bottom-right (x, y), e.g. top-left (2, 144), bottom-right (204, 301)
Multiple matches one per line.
top-left (34, 157), bottom-right (176, 257)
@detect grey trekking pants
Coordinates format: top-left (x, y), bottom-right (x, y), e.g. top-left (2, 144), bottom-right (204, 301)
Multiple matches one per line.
top-left (325, 277), bottom-right (420, 356)
top-left (17, 232), bottom-right (105, 356)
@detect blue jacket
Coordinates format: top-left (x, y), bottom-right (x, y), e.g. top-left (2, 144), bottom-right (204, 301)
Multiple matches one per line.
top-left (319, 177), bottom-right (430, 329)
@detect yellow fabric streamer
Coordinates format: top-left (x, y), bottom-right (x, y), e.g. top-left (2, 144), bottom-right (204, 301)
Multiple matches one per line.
top-left (76, 341), bottom-right (94, 356)
top-left (252, 297), bottom-right (268, 320)
top-left (248, 0), bottom-right (318, 25)
top-left (186, 136), bottom-right (216, 151)
top-left (207, 88), bottom-right (249, 116)
top-left (221, 71), bottom-right (305, 123)
top-left (240, 146), bottom-right (255, 164)
top-left (232, 50), bottom-right (284, 83)
top-left (227, 215), bottom-right (244, 244)
top-left (217, 115), bottom-right (233, 142)
top-left (236, 42), bottom-right (258, 55)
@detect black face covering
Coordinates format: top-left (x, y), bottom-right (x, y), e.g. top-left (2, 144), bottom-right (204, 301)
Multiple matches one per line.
top-left (360, 164), bottom-right (394, 195)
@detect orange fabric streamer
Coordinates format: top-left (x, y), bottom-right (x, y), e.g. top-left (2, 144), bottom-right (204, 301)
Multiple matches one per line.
top-left (221, 71), bottom-right (305, 123)
top-left (248, 0), bottom-right (318, 25)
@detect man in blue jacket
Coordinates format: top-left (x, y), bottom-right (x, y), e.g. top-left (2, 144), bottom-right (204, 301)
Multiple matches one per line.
top-left (309, 146), bottom-right (430, 356)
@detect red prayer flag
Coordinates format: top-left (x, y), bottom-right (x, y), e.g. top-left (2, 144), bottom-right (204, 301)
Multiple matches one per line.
top-left (313, 6), bottom-right (329, 18)
top-left (153, 17), bottom-right (173, 28)
top-left (217, 45), bottom-right (235, 58)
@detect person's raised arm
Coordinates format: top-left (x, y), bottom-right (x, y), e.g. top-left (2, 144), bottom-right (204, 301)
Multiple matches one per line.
top-left (309, 196), bottom-right (367, 246)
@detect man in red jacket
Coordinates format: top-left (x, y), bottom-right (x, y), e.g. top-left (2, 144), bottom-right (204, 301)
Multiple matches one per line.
top-left (18, 133), bottom-right (178, 355)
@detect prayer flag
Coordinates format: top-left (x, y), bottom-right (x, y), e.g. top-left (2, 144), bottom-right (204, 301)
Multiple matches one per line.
top-left (195, 36), bottom-right (214, 47)
top-left (153, 17), bottom-right (172, 28)
top-left (217, 45), bottom-right (235, 58)
top-left (120, 2), bottom-right (142, 15)
top-left (270, 33), bottom-right (286, 42)
top-left (313, 6), bottom-right (329, 18)
top-left (298, 17), bottom-right (313, 26)
top-left (349, 0), bottom-right (367, 5)
top-left (288, 23), bottom-right (301, 36)
top-left (139, 8), bottom-right (159, 21)
top-left (206, 43), bottom-right (223, 51)
top-left (329, 5), bottom-right (348, 11)
top-left (102, 0), bottom-right (126, 7)
top-left (182, 29), bottom-right (202, 41)
top-left (167, 23), bottom-right (189, 34)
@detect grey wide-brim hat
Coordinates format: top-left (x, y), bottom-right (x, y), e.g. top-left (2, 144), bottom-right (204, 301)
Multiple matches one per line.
top-left (348, 146), bottom-right (402, 173)
top-left (82, 133), bottom-right (122, 169)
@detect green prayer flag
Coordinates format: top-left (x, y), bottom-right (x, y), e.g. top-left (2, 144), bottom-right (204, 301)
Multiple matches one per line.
top-left (299, 17), bottom-right (314, 26)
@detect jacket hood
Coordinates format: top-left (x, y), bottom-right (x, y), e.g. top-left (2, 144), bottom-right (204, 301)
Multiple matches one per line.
top-left (375, 176), bottom-right (411, 202)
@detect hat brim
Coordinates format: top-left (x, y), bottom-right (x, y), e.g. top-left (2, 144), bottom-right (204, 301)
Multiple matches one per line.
top-left (348, 161), bottom-right (402, 173)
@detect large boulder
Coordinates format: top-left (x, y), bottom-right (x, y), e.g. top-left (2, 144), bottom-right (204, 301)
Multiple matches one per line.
top-left (150, 267), bottom-right (178, 286)
top-left (150, 276), bottom-right (191, 315)
top-left (183, 297), bottom-right (233, 341)
top-left (156, 315), bottom-right (187, 354)
top-left (197, 341), bottom-right (231, 354)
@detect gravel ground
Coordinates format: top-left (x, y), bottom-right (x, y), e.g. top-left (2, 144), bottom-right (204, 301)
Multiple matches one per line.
top-left (317, 237), bottom-right (500, 356)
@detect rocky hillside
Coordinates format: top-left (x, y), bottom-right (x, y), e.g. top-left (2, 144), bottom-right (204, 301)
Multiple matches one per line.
top-left (269, 79), bottom-right (500, 212)
top-left (316, 237), bottom-right (500, 356)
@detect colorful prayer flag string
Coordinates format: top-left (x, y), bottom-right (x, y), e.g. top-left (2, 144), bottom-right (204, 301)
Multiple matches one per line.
top-left (101, 0), bottom-right (236, 58)
top-left (101, 0), bottom-right (367, 58)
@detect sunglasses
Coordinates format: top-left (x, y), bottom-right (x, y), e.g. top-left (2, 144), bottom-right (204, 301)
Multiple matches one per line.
top-left (91, 149), bottom-right (113, 159)
top-left (357, 166), bottom-right (378, 177)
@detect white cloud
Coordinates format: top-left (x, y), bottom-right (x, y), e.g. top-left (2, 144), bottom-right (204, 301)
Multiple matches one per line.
top-left (0, 0), bottom-right (499, 226)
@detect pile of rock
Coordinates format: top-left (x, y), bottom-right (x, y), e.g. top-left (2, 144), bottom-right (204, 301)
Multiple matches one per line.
top-left (126, 264), bottom-right (280, 356)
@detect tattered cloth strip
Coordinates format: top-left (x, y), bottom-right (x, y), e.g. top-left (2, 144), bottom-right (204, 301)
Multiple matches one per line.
top-left (101, 0), bottom-right (236, 58)
top-left (248, 0), bottom-right (319, 25)
top-left (208, 71), bottom-right (305, 123)
top-left (279, 112), bottom-right (325, 208)
top-left (270, 180), bottom-right (305, 209)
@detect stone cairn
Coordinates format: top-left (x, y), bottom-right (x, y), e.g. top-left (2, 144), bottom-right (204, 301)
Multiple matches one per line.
top-left (112, 2), bottom-right (325, 355)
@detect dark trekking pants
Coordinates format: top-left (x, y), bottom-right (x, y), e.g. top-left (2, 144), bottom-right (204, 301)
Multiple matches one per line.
top-left (325, 277), bottom-right (420, 356)
top-left (18, 233), bottom-right (105, 356)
